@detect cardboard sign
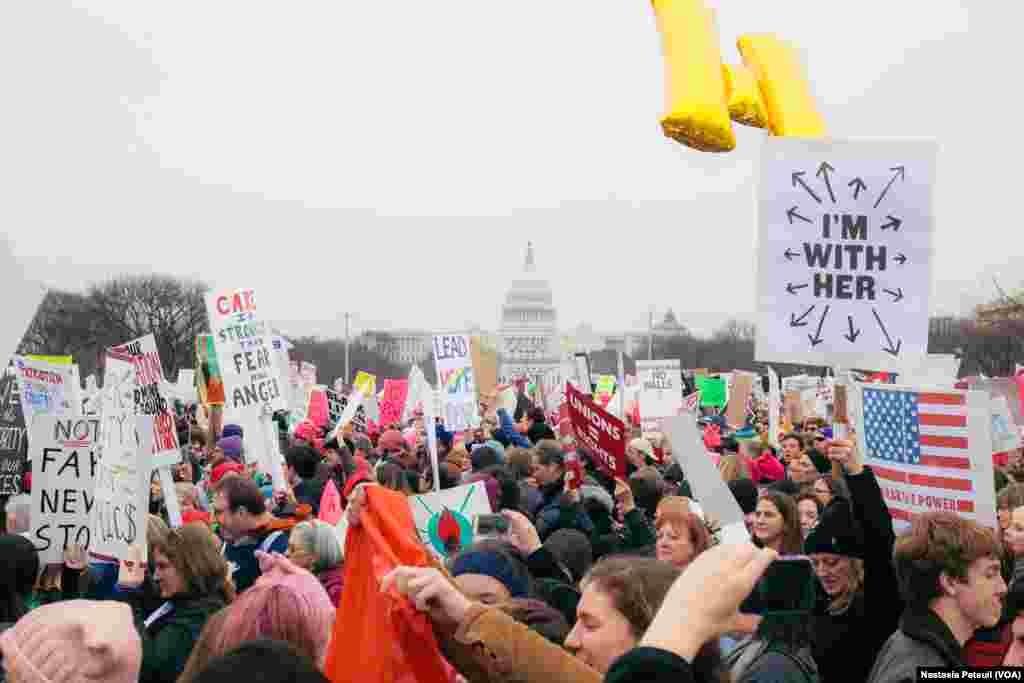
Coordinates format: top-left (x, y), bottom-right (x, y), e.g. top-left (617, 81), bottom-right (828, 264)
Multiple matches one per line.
top-left (565, 383), bottom-right (626, 478)
top-left (14, 356), bottom-right (74, 425)
top-left (857, 383), bottom-right (996, 532)
top-left (432, 334), bottom-right (479, 432)
top-left (108, 334), bottom-right (179, 468)
top-left (0, 372), bottom-right (27, 494)
top-left (725, 372), bottom-right (755, 428)
top-left (755, 138), bottom-right (938, 371)
top-left (783, 390), bottom-right (803, 427)
top-left (470, 337), bottom-right (498, 400)
top-left (637, 360), bottom-right (683, 431)
top-left (663, 415), bottom-right (749, 544)
top-left (91, 415), bottom-right (152, 561)
top-left (205, 288), bottom-right (286, 414)
top-left (409, 482), bottom-right (492, 558)
top-left (29, 416), bottom-right (100, 564)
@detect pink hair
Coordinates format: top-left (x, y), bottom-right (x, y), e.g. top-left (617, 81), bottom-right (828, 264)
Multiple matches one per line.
top-left (214, 570), bottom-right (336, 666)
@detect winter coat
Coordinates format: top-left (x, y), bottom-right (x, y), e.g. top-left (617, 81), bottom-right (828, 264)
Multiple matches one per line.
top-left (319, 564), bottom-right (345, 608)
top-left (223, 510), bottom-right (310, 594)
top-left (438, 603), bottom-right (602, 683)
top-left (497, 409), bottom-right (532, 449)
top-left (535, 478), bottom-right (594, 541)
top-left (605, 647), bottom-right (696, 683)
top-left (867, 608), bottom-right (965, 683)
top-left (125, 593), bottom-right (228, 683)
top-left (810, 467), bottom-right (902, 683)
top-left (527, 422), bottom-right (556, 445)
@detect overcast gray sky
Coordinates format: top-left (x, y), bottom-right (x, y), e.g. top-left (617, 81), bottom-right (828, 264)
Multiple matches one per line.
top-left (1, 2), bottom-right (1013, 340)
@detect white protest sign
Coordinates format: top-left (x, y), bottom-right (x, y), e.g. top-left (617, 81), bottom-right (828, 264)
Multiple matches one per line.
top-left (662, 414), bottom-right (749, 544)
top-left (29, 416), bottom-right (100, 564)
top-left (205, 289), bottom-right (287, 415)
top-left (409, 482), bottom-right (492, 559)
top-left (13, 356), bottom-right (74, 427)
top-left (0, 238), bottom-right (46, 368)
top-left (108, 334), bottom-right (180, 468)
top-left (432, 334), bottom-right (479, 432)
top-left (637, 360), bottom-right (682, 431)
top-left (755, 138), bottom-right (938, 372)
top-left (91, 415), bottom-right (153, 561)
top-left (896, 354), bottom-right (961, 388)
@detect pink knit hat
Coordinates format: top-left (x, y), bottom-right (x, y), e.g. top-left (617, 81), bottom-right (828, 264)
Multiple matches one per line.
top-left (0, 600), bottom-right (141, 683)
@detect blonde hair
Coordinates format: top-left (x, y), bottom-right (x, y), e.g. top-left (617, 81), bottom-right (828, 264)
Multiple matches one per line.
top-left (828, 557), bottom-right (865, 615)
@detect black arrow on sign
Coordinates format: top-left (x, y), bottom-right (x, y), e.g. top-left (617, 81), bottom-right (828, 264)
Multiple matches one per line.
top-left (848, 177), bottom-right (867, 200)
top-left (786, 282), bottom-right (808, 295)
top-left (843, 315), bottom-right (861, 343)
top-left (808, 305), bottom-right (830, 347)
top-left (894, 253), bottom-right (907, 265)
top-left (883, 287), bottom-right (904, 303)
top-left (790, 305), bottom-right (815, 328)
top-left (816, 162), bottom-right (836, 203)
top-left (787, 206), bottom-right (813, 225)
top-left (784, 248), bottom-right (799, 261)
top-left (792, 172), bottom-right (822, 204)
top-left (872, 308), bottom-right (902, 356)
top-left (880, 215), bottom-right (902, 232)
top-left (873, 166), bottom-right (905, 208)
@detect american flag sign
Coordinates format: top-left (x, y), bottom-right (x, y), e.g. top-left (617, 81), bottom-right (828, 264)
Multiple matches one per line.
top-left (861, 385), bottom-right (996, 530)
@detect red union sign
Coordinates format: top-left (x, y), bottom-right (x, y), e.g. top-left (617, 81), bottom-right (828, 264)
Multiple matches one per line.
top-left (565, 382), bottom-right (626, 479)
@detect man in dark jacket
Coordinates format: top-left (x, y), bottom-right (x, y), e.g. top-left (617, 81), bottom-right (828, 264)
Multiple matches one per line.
top-left (867, 511), bottom-right (1007, 683)
top-left (526, 407), bottom-right (556, 445)
top-left (285, 444), bottom-right (325, 514)
top-left (531, 442), bottom-right (594, 541)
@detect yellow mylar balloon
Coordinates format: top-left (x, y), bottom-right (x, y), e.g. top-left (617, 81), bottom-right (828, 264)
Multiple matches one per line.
top-left (653, 0), bottom-right (735, 152)
top-left (722, 63), bottom-right (767, 129)
top-left (737, 34), bottom-right (827, 138)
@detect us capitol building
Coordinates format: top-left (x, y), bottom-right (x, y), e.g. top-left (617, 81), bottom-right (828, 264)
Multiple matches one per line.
top-left (359, 243), bottom-right (687, 384)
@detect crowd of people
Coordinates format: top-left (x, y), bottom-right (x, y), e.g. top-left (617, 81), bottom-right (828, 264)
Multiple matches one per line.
top-left (1, 388), bottom-right (1022, 683)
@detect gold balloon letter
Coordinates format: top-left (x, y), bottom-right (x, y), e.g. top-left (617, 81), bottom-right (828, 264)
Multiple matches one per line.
top-left (722, 63), bottom-right (767, 129)
top-left (653, 0), bottom-right (735, 152)
top-left (737, 34), bottom-right (827, 138)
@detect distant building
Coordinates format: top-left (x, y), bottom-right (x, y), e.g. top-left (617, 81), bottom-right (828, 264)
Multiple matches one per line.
top-left (360, 245), bottom-right (697, 373)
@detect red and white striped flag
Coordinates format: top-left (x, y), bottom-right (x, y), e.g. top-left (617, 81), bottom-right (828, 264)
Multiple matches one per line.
top-left (861, 386), bottom-right (994, 529)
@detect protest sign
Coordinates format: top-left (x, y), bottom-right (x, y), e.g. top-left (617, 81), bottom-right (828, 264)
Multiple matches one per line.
top-left (432, 334), bottom-right (479, 432)
top-left (195, 334), bottom-right (225, 406)
top-left (91, 415), bottom-right (152, 561)
top-left (594, 375), bottom-right (616, 407)
top-left (470, 337), bottom-right (498, 400)
top-left (271, 336), bottom-right (293, 411)
top-left (319, 480), bottom-right (343, 526)
top-left (695, 375), bottom-right (726, 408)
top-left (325, 388), bottom-right (368, 434)
top-left (755, 138), bottom-right (938, 371)
top-left (565, 383), bottom-right (626, 478)
top-left (378, 379), bottom-right (409, 428)
top-left (409, 482), bottom-right (491, 558)
top-left (573, 352), bottom-right (592, 393)
top-left (783, 390), bottom-right (803, 427)
top-left (0, 372), bottom-right (27, 494)
top-left (637, 360), bottom-right (683, 431)
top-left (14, 356), bottom-right (74, 426)
top-left (662, 414), bottom-right (749, 544)
top-left (205, 288), bottom-right (286, 414)
top-left (966, 377), bottom-right (1024, 428)
top-left (991, 396), bottom-right (1022, 455)
top-left (767, 367), bottom-right (781, 446)
top-left (29, 416), bottom-right (100, 564)
top-left (725, 372), bottom-right (756, 428)
top-left (856, 383), bottom-right (996, 531)
top-left (0, 238), bottom-right (46, 371)
top-left (108, 334), bottom-right (179, 467)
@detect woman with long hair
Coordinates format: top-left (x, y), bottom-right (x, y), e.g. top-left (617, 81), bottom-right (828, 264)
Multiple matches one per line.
top-left (751, 491), bottom-right (803, 555)
top-left (117, 522), bottom-right (234, 683)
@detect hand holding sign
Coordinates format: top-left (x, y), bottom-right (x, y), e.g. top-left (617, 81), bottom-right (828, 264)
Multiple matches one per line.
top-left (117, 545), bottom-right (147, 589)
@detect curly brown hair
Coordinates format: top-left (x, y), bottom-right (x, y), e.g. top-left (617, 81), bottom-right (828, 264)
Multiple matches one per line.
top-left (151, 522), bottom-right (235, 603)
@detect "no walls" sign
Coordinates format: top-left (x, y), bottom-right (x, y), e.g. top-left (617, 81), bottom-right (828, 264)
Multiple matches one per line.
top-left (755, 138), bottom-right (937, 371)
